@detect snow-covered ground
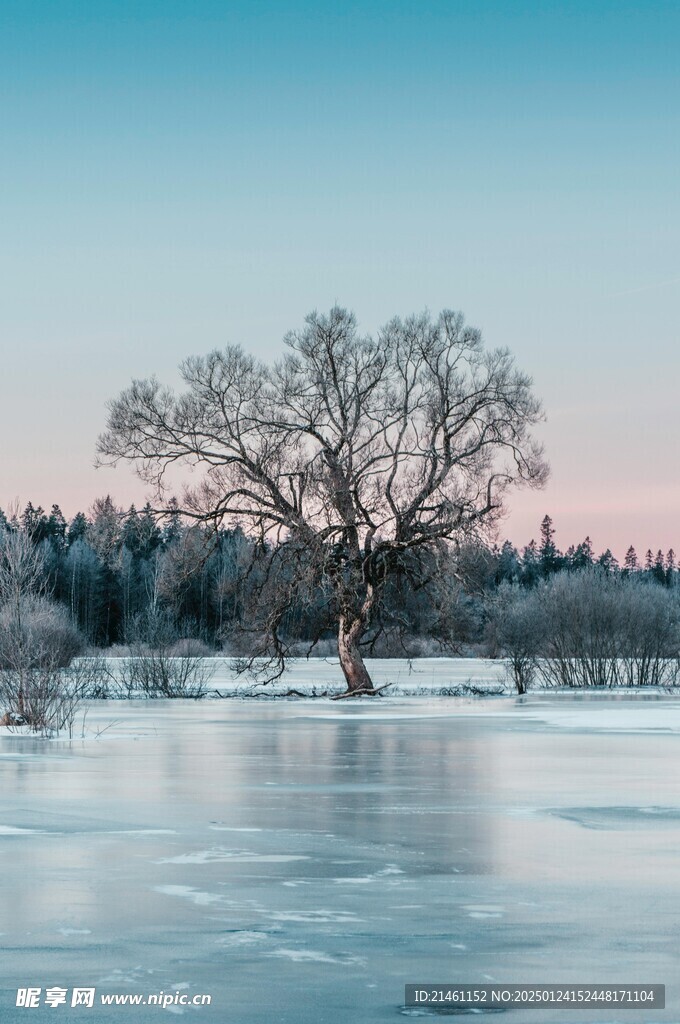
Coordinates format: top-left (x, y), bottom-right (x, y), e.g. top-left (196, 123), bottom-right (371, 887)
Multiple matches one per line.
top-left (106, 655), bottom-right (510, 697)
top-left (0, 692), bottom-right (678, 1022)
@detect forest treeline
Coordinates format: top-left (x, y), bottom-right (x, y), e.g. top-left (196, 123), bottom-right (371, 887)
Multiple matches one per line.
top-left (1, 501), bottom-right (675, 654)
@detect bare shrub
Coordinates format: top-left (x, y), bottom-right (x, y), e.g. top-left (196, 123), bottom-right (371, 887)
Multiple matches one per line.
top-left (16, 658), bottom-right (108, 737)
top-left (167, 637), bottom-right (214, 659)
top-left (0, 602), bottom-right (89, 734)
top-left (485, 572), bottom-right (680, 692)
top-left (486, 583), bottom-right (546, 693)
top-left (108, 609), bottom-right (214, 698)
top-left (128, 649), bottom-right (214, 698)
top-left (619, 580), bottom-right (679, 687)
top-left (0, 530), bottom-right (90, 732)
top-left (0, 596), bottom-right (84, 670)
top-left (537, 571), bottom-right (679, 688)
top-left (536, 572), bottom-right (622, 688)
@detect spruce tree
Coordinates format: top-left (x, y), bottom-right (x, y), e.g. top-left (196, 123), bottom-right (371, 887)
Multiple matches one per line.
top-left (653, 549), bottom-right (666, 585)
top-left (597, 549), bottom-right (619, 573)
top-left (67, 512), bottom-right (89, 546)
top-left (572, 536), bottom-right (594, 571)
top-left (666, 549), bottom-right (676, 587)
top-left (538, 515), bottom-right (562, 575)
top-left (47, 505), bottom-right (67, 549)
top-left (521, 539), bottom-right (540, 586)
top-left (623, 546), bottom-right (638, 574)
top-left (495, 540), bottom-right (521, 584)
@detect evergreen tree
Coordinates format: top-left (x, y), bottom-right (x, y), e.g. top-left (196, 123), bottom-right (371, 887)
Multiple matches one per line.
top-left (120, 504), bottom-right (139, 547)
top-left (89, 496), bottom-right (122, 567)
top-left (88, 496), bottom-right (123, 643)
top-left (538, 514), bottom-right (562, 576)
top-left (46, 504), bottom-right (67, 550)
top-left (653, 549), bottom-right (666, 585)
top-left (21, 502), bottom-right (49, 543)
top-left (67, 512), bottom-right (89, 546)
top-left (495, 540), bottom-right (521, 585)
top-left (666, 549), bottom-right (676, 587)
top-left (162, 497), bottom-right (182, 548)
top-left (64, 538), bottom-right (104, 641)
top-left (597, 548), bottom-right (619, 573)
top-left (571, 536), bottom-right (594, 571)
top-left (623, 546), bottom-right (638, 574)
top-left (521, 539), bottom-right (540, 586)
top-left (138, 503), bottom-right (162, 558)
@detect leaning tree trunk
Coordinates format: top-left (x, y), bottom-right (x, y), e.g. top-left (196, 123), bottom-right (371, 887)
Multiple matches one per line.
top-left (337, 613), bottom-right (375, 694)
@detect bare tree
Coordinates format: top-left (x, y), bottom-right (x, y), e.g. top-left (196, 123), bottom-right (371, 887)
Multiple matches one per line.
top-left (0, 524), bottom-right (45, 610)
top-left (98, 307), bottom-right (547, 694)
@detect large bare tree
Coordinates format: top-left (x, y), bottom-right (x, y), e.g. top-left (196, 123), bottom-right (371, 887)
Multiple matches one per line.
top-left (97, 308), bottom-right (547, 694)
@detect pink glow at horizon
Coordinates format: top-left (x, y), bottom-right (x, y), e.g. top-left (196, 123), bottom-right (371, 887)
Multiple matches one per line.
top-left (3, 458), bottom-right (676, 566)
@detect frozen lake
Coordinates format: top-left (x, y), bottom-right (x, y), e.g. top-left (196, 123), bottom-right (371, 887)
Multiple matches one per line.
top-left (1, 689), bottom-right (679, 1022)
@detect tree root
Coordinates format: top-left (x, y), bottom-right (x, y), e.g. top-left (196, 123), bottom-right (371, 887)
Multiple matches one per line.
top-left (331, 683), bottom-right (392, 700)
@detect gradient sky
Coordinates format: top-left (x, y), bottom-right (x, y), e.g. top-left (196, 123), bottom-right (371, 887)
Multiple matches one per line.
top-left (1, 0), bottom-right (678, 558)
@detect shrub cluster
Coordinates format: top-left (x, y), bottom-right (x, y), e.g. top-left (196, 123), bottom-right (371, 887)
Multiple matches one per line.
top-left (488, 570), bottom-right (680, 692)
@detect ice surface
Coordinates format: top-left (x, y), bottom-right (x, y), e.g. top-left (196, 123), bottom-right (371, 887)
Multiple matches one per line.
top-left (156, 848), bottom-right (310, 864)
top-left (0, 682), bottom-right (678, 1021)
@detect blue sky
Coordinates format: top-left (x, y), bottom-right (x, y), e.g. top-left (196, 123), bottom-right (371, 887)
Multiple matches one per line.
top-left (1, 0), bottom-right (678, 556)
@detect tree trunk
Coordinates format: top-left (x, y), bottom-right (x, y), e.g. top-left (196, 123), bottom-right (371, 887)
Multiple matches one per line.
top-left (337, 614), bottom-right (374, 694)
